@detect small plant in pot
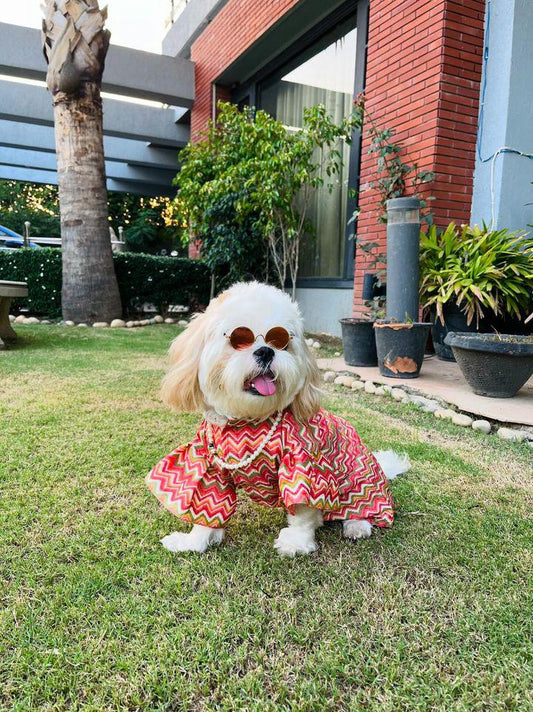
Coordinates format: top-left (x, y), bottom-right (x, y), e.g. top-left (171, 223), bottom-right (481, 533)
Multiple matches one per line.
top-left (374, 316), bottom-right (432, 379)
top-left (419, 223), bottom-right (533, 360)
top-left (340, 295), bottom-right (384, 367)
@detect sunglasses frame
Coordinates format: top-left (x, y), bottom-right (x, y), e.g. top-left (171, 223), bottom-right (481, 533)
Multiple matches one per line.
top-left (224, 326), bottom-right (294, 351)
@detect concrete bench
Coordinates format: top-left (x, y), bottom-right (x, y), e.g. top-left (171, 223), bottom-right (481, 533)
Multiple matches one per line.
top-left (0, 280), bottom-right (29, 350)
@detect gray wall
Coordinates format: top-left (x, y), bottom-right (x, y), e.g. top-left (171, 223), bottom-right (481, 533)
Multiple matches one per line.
top-left (471, 0), bottom-right (533, 231)
top-left (294, 288), bottom-right (353, 337)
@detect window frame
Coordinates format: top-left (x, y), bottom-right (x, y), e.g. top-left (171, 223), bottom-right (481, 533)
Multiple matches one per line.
top-left (230, 0), bottom-right (369, 288)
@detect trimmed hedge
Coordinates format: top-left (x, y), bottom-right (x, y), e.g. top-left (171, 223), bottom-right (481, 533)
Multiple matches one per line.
top-left (0, 248), bottom-right (211, 317)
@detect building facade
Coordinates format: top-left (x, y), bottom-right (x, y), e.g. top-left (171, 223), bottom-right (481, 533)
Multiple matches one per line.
top-left (163, 0), bottom-right (533, 334)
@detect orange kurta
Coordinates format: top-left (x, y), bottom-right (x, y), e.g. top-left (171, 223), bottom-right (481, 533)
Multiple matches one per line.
top-left (146, 409), bottom-right (394, 529)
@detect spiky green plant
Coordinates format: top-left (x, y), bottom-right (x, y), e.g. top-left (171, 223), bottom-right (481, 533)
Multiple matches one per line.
top-left (419, 222), bottom-right (533, 326)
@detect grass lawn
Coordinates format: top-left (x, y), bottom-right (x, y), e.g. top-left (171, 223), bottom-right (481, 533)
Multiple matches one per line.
top-left (1, 326), bottom-right (532, 712)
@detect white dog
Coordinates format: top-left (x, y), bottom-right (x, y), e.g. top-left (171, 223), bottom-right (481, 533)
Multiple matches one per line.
top-left (147, 282), bottom-right (409, 556)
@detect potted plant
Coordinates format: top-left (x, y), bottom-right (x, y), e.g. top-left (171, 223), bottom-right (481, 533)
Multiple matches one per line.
top-left (340, 296), bottom-right (384, 367)
top-left (340, 94), bottom-right (434, 369)
top-left (374, 318), bottom-right (432, 378)
top-left (444, 332), bottom-right (533, 398)
top-left (420, 223), bottom-right (533, 360)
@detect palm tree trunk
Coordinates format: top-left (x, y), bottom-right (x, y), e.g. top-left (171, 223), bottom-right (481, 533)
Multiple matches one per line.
top-left (42, 0), bottom-right (121, 323)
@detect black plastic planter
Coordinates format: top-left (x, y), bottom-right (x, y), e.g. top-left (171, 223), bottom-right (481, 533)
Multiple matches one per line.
top-left (340, 318), bottom-right (377, 366)
top-left (432, 303), bottom-right (489, 361)
top-left (374, 321), bottom-right (432, 378)
top-left (444, 332), bottom-right (533, 398)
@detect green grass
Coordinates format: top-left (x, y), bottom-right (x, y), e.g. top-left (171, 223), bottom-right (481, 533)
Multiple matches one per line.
top-left (1, 326), bottom-right (532, 712)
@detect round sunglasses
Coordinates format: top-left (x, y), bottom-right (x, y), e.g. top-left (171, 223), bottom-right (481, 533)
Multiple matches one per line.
top-left (224, 326), bottom-right (293, 351)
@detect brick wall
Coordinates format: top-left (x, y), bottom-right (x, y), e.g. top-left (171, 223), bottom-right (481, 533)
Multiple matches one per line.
top-left (190, 0), bottom-right (300, 139)
top-left (353, 0), bottom-right (486, 317)
top-left (188, 0), bottom-right (486, 314)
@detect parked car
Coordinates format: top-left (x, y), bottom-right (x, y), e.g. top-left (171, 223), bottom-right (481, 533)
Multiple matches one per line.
top-left (0, 225), bottom-right (41, 250)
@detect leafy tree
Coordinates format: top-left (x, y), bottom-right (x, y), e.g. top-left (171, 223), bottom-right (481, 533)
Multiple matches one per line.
top-left (200, 192), bottom-right (268, 292)
top-left (0, 180), bottom-right (180, 254)
top-left (176, 102), bottom-right (363, 299)
top-left (0, 181), bottom-right (60, 236)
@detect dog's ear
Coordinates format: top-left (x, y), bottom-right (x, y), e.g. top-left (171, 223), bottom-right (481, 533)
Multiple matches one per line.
top-left (160, 311), bottom-right (207, 413)
top-left (291, 341), bottom-right (322, 422)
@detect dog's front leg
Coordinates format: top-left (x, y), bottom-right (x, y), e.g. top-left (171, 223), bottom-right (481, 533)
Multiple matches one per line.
top-left (161, 524), bottom-right (225, 553)
top-left (274, 505), bottom-right (323, 557)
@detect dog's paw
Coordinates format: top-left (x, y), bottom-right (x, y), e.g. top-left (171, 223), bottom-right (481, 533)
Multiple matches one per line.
top-left (161, 528), bottom-right (224, 553)
top-left (274, 527), bottom-right (318, 557)
top-left (342, 519), bottom-right (372, 540)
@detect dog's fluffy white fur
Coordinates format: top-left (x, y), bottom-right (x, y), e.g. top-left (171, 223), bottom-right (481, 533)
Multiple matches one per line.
top-left (159, 282), bottom-right (409, 556)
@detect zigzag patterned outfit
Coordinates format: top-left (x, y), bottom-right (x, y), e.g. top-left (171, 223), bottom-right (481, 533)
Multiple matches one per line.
top-left (146, 409), bottom-right (393, 529)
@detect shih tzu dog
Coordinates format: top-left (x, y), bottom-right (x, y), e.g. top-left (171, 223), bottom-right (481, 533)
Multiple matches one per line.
top-left (147, 282), bottom-right (409, 556)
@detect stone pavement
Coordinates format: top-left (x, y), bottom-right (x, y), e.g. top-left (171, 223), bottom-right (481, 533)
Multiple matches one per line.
top-left (317, 355), bottom-right (533, 427)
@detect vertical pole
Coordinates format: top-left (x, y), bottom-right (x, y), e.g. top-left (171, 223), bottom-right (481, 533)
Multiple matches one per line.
top-left (385, 197), bottom-right (421, 322)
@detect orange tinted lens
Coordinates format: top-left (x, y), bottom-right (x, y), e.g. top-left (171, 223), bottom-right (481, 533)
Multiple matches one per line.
top-left (265, 327), bottom-right (291, 350)
top-left (229, 326), bottom-right (255, 350)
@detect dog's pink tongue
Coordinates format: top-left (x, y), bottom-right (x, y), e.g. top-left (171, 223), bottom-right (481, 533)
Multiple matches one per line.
top-left (252, 375), bottom-right (276, 396)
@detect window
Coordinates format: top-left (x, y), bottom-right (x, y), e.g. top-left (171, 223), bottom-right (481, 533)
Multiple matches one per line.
top-left (259, 26), bottom-right (358, 280)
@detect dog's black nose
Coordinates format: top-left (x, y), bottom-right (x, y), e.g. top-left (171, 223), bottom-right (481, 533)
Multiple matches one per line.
top-left (254, 346), bottom-right (275, 368)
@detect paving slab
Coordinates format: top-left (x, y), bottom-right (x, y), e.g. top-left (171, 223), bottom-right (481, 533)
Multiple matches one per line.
top-left (317, 356), bottom-right (533, 427)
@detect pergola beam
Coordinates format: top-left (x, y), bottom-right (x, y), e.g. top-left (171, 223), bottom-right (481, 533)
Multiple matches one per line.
top-left (0, 147), bottom-right (177, 187)
top-left (0, 22), bottom-right (194, 107)
top-left (0, 165), bottom-right (174, 197)
top-left (0, 120), bottom-right (181, 169)
top-left (0, 80), bottom-right (189, 147)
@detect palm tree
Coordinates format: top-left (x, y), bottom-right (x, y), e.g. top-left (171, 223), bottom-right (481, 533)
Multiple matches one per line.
top-left (42, 0), bottom-right (121, 323)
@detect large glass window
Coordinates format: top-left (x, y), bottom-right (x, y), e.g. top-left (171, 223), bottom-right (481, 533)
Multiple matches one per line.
top-left (260, 27), bottom-right (357, 279)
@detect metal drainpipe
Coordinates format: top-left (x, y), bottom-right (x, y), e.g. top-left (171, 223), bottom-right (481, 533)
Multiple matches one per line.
top-left (385, 197), bottom-right (421, 322)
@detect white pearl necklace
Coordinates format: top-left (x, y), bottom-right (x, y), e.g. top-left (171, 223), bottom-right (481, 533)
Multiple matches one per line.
top-left (206, 410), bottom-right (283, 471)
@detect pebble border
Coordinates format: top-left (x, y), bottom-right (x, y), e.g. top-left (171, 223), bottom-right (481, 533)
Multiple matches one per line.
top-left (322, 369), bottom-right (533, 447)
top-left (9, 314), bottom-right (189, 328)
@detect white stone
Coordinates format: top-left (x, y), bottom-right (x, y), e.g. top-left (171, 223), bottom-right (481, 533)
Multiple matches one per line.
top-left (410, 395), bottom-right (440, 413)
top-left (8, 314), bottom-right (15, 323)
top-left (14, 315), bottom-right (26, 323)
top-left (351, 380), bottom-right (365, 391)
top-left (452, 413), bottom-right (473, 427)
top-left (472, 420), bottom-right (491, 434)
top-left (334, 351), bottom-right (341, 357)
top-left (164, 318), bottom-right (175, 324)
top-left (25, 317), bottom-right (40, 325)
top-left (153, 315), bottom-right (164, 323)
top-left (93, 322), bottom-right (109, 328)
top-left (110, 319), bottom-right (126, 328)
top-left (434, 408), bottom-right (455, 421)
top-left (64, 320), bottom-right (75, 327)
top-left (374, 386), bottom-right (386, 396)
top-left (334, 375), bottom-right (355, 387)
top-left (77, 323), bottom-right (88, 327)
top-left (323, 371), bottom-right (336, 383)
top-left (178, 319), bottom-right (188, 326)
top-left (497, 427), bottom-right (526, 442)
top-left (305, 338), bottom-right (314, 347)
top-left (126, 321), bottom-right (135, 328)
top-left (41, 320), bottom-right (52, 325)
top-left (312, 341), bottom-right (321, 349)
top-left (149, 318), bottom-right (157, 325)
top-left (140, 319), bottom-right (150, 326)
top-left (364, 381), bottom-right (377, 394)
top-left (391, 388), bottom-right (407, 401)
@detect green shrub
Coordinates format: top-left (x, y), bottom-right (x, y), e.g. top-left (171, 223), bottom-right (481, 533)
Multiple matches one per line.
top-left (0, 248), bottom-right (62, 316)
top-left (113, 252), bottom-right (210, 314)
top-left (0, 248), bottom-right (211, 317)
